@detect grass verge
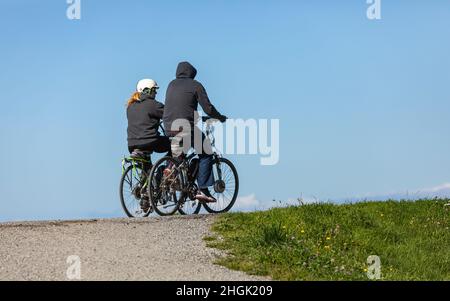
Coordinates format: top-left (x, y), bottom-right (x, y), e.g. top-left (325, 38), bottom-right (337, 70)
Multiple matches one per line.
top-left (206, 199), bottom-right (450, 280)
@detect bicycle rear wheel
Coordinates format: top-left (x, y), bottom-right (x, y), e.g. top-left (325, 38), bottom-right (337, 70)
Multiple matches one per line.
top-left (148, 156), bottom-right (184, 216)
top-left (119, 164), bottom-right (152, 218)
top-left (203, 158), bottom-right (239, 214)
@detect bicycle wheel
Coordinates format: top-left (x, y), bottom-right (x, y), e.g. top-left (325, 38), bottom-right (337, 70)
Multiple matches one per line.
top-left (119, 164), bottom-right (152, 218)
top-left (178, 197), bottom-right (202, 215)
top-left (148, 156), bottom-right (184, 216)
top-left (203, 158), bottom-right (239, 214)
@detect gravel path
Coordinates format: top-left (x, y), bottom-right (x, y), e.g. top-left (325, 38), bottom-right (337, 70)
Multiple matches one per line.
top-left (0, 215), bottom-right (266, 281)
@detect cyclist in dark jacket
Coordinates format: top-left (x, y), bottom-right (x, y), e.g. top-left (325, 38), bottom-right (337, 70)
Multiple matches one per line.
top-left (163, 62), bottom-right (227, 203)
top-left (163, 62), bottom-right (226, 131)
top-left (127, 79), bottom-right (170, 156)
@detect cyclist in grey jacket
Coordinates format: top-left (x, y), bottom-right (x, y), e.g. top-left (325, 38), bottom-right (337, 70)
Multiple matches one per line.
top-left (163, 62), bottom-right (227, 203)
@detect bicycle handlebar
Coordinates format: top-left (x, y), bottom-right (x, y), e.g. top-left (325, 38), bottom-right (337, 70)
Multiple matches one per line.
top-left (202, 116), bottom-right (227, 123)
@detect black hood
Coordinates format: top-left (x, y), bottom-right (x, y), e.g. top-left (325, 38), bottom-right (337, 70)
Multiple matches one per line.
top-left (176, 61), bottom-right (197, 79)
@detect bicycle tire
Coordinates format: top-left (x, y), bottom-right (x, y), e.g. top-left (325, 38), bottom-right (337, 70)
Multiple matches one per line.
top-left (119, 164), bottom-right (151, 218)
top-left (203, 158), bottom-right (239, 214)
top-left (148, 156), bottom-right (184, 216)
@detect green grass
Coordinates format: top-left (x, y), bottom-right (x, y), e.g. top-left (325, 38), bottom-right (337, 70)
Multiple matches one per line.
top-left (207, 199), bottom-right (450, 280)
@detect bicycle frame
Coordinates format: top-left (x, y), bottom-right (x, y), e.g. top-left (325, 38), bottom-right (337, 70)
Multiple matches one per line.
top-left (121, 156), bottom-right (152, 193)
top-left (172, 119), bottom-right (225, 194)
top-left (205, 119), bottom-right (225, 181)
top-left (123, 118), bottom-right (225, 200)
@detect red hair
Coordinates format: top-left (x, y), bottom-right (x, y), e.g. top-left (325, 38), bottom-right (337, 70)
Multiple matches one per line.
top-left (127, 92), bottom-right (140, 107)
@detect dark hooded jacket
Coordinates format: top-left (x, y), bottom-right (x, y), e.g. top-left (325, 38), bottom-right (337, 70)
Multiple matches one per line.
top-left (127, 93), bottom-right (164, 146)
top-left (163, 62), bottom-right (224, 132)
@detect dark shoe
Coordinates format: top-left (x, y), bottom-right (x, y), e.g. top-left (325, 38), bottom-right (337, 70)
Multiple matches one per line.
top-left (140, 198), bottom-right (152, 213)
top-left (131, 149), bottom-right (151, 160)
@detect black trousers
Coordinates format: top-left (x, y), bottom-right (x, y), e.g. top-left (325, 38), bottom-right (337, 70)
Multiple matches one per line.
top-left (128, 136), bottom-right (171, 156)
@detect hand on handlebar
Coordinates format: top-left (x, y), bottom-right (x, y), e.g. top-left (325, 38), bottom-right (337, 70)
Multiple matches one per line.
top-left (218, 115), bottom-right (227, 123)
top-left (202, 115), bottom-right (228, 123)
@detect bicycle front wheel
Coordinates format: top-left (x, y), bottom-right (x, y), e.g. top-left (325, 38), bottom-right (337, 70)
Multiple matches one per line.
top-left (148, 156), bottom-right (184, 216)
top-left (203, 158), bottom-right (239, 214)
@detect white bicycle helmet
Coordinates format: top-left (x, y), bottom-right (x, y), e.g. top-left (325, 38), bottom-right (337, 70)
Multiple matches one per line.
top-left (136, 79), bottom-right (159, 93)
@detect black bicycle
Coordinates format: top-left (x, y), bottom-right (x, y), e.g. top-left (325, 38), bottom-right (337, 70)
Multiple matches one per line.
top-left (148, 117), bottom-right (239, 216)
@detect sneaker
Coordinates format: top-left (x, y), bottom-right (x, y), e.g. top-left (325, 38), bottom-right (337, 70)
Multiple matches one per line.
top-left (130, 149), bottom-right (150, 160)
top-left (195, 188), bottom-right (217, 203)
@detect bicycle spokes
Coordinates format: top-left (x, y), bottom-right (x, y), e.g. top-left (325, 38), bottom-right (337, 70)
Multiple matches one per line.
top-left (203, 158), bottom-right (239, 213)
top-left (148, 157), bottom-right (184, 216)
top-left (120, 164), bottom-right (152, 218)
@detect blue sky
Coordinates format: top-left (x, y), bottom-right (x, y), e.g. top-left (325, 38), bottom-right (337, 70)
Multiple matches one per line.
top-left (1, 0), bottom-right (449, 221)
